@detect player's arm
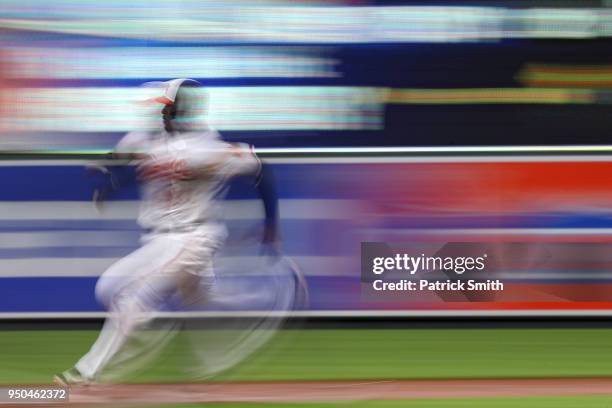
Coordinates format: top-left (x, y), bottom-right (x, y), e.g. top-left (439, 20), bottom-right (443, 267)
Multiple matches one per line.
top-left (176, 140), bottom-right (279, 243)
top-left (176, 141), bottom-right (260, 181)
top-left (255, 160), bottom-right (279, 244)
top-left (228, 144), bottom-right (280, 245)
top-left (86, 157), bottom-right (136, 211)
top-left (214, 142), bottom-right (279, 244)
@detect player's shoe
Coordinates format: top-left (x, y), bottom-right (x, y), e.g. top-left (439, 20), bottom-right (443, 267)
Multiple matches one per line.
top-left (53, 367), bottom-right (92, 387)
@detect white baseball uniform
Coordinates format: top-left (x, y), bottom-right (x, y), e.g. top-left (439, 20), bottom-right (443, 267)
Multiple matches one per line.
top-left (75, 128), bottom-right (260, 381)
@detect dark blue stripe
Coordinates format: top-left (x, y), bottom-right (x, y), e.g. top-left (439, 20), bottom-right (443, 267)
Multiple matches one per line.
top-left (0, 276), bottom-right (359, 312)
top-left (5, 164), bottom-right (612, 208)
top-left (1, 214), bottom-right (612, 232)
top-left (0, 275), bottom-right (610, 313)
top-left (0, 220), bottom-right (140, 232)
top-left (0, 277), bottom-right (100, 312)
top-left (0, 164), bottom-right (355, 200)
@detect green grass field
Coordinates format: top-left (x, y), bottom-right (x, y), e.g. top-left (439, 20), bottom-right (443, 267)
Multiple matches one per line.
top-left (3, 328), bottom-right (612, 406)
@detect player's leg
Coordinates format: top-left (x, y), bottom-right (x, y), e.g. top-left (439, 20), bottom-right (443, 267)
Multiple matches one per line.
top-left (76, 274), bottom-right (178, 382)
top-left (57, 234), bottom-right (186, 384)
top-left (175, 227), bottom-right (223, 307)
top-left (97, 231), bottom-right (221, 380)
top-left (181, 255), bottom-right (308, 379)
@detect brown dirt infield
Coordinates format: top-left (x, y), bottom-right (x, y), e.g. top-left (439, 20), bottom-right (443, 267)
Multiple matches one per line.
top-left (57, 377), bottom-right (612, 405)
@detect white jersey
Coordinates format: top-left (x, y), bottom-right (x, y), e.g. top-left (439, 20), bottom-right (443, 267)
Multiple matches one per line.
top-left (116, 129), bottom-right (260, 233)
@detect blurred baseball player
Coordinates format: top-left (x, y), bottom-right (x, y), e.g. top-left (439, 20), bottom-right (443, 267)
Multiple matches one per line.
top-left (54, 78), bottom-right (279, 385)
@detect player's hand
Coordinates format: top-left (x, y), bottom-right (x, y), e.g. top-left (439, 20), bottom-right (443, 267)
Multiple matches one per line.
top-left (84, 163), bottom-right (113, 215)
top-left (92, 188), bottom-right (106, 214)
top-left (261, 224), bottom-right (281, 258)
top-left (263, 224), bottom-right (279, 244)
top-left (84, 163), bottom-right (111, 177)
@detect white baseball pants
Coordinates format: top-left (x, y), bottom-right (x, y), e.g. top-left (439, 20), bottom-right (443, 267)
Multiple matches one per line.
top-left (75, 227), bottom-right (221, 381)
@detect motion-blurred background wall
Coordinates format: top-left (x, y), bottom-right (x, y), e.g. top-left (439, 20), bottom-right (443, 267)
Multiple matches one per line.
top-left (1, 0), bottom-right (611, 316)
